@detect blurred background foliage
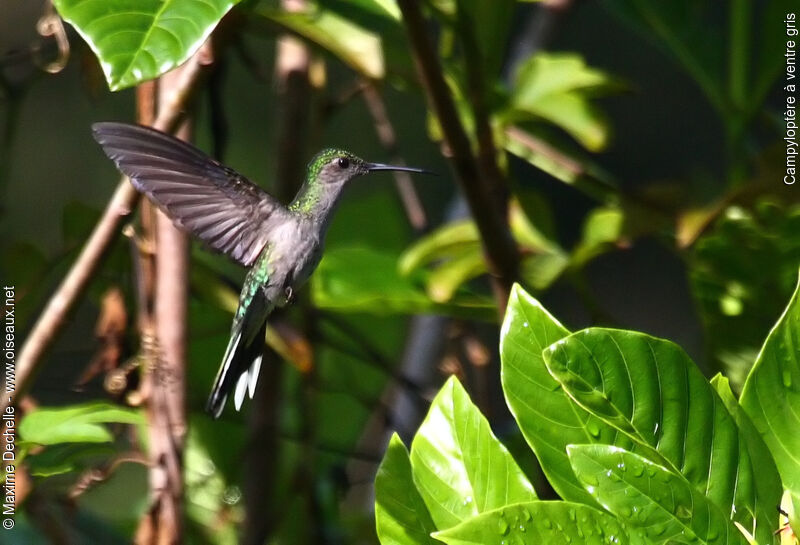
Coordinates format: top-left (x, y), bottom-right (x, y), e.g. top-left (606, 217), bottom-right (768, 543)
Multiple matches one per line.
top-left (0, 0), bottom-right (796, 542)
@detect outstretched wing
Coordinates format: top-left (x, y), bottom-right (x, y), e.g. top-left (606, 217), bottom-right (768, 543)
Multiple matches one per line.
top-left (92, 122), bottom-right (289, 267)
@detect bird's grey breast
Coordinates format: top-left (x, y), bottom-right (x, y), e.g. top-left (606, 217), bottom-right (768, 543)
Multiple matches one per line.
top-left (265, 217), bottom-right (323, 303)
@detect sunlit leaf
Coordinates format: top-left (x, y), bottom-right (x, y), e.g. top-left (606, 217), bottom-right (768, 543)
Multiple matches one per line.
top-left (504, 126), bottom-right (618, 201)
top-left (570, 206), bottom-right (625, 267)
top-left (741, 270), bottom-right (800, 532)
top-left (544, 328), bottom-right (780, 542)
top-left (500, 285), bottom-right (605, 506)
top-left (20, 402), bottom-right (142, 445)
top-left (509, 53), bottom-right (617, 151)
top-left (711, 373), bottom-right (783, 539)
top-left (53, 0), bottom-right (239, 90)
top-left (568, 444), bottom-right (748, 545)
top-left (425, 250), bottom-right (485, 303)
top-left (433, 501), bottom-right (631, 545)
top-left (398, 221), bottom-right (479, 276)
top-left (312, 246), bottom-right (495, 320)
top-left (410, 377), bottom-right (536, 529)
top-left (375, 434), bottom-right (438, 545)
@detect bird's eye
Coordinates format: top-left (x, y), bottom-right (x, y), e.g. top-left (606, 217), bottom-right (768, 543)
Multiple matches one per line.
top-left (337, 157), bottom-right (350, 169)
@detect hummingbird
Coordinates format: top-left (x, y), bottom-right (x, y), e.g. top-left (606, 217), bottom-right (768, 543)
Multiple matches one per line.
top-left (92, 122), bottom-right (432, 418)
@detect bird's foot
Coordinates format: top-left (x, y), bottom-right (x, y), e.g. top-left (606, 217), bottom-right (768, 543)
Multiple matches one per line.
top-left (284, 286), bottom-right (295, 304)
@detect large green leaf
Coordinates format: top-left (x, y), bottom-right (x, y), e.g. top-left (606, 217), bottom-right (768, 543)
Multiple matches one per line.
top-left (53, 0), bottom-right (240, 91)
top-left (711, 374), bottom-right (783, 537)
top-left (544, 328), bottom-right (780, 543)
top-left (375, 434), bottom-right (438, 545)
top-left (568, 444), bottom-right (748, 545)
top-left (409, 377), bottom-right (537, 529)
top-left (741, 271), bottom-right (800, 522)
top-left (433, 501), bottom-right (631, 545)
top-left (20, 402), bottom-right (142, 445)
top-left (500, 285), bottom-right (617, 506)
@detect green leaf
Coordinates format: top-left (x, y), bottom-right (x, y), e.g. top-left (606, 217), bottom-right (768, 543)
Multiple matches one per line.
top-left (312, 246), bottom-right (495, 320)
top-left (20, 402), bottom-right (142, 445)
top-left (425, 250), bottom-right (486, 303)
top-left (503, 126), bottom-right (618, 201)
top-left (259, 6), bottom-right (385, 79)
top-left (433, 501), bottom-right (631, 545)
top-left (399, 221), bottom-right (480, 276)
top-left (375, 434), bottom-right (438, 545)
top-left (410, 377), bottom-right (536, 529)
top-left (568, 444), bottom-right (748, 545)
top-left (710, 374), bottom-right (783, 537)
top-left (26, 443), bottom-right (114, 477)
top-left (741, 271), bottom-right (800, 512)
top-left (570, 206), bottom-right (625, 267)
top-left (509, 53), bottom-right (616, 151)
top-left (500, 285), bottom-right (609, 506)
top-left (53, 0), bottom-right (240, 91)
top-left (544, 328), bottom-right (780, 543)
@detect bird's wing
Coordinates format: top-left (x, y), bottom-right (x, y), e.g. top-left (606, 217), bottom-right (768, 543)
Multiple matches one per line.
top-left (92, 122), bottom-right (289, 267)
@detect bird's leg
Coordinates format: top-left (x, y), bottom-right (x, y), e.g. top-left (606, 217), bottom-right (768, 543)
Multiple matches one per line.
top-left (284, 286), bottom-right (294, 304)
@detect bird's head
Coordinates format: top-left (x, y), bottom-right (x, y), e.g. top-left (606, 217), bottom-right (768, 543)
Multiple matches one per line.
top-left (307, 148), bottom-right (434, 187)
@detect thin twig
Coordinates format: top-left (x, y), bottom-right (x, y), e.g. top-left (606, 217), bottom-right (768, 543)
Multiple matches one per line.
top-left (7, 43), bottom-right (215, 415)
top-left (361, 82), bottom-right (428, 232)
top-left (395, 0), bottom-right (519, 310)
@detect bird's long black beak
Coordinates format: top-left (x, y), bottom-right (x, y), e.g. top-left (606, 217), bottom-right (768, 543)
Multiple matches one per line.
top-left (366, 162), bottom-right (437, 176)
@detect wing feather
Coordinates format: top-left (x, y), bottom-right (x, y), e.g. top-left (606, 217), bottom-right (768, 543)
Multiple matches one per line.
top-left (92, 122), bottom-right (289, 266)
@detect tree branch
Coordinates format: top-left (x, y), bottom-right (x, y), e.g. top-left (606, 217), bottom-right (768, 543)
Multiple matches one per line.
top-left (395, 0), bottom-right (519, 310)
top-left (7, 43), bottom-right (215, 415)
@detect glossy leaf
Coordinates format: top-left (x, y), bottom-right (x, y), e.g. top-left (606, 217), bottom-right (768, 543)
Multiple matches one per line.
top-left (500, 285), bottom-right (614, 506)
top-left (433, 501), bottom-right (631, 545)
top-left (741, 271), bottom-right (800, 515)
top-left (409, 377), bottom-right (537, 529)
top-left (375, 434), bottom-right (438, 545)
top-left (509, 53), bottom-right (616, 151)
top-left (544, 328), bottom-right (780, 543)
top-left (711, 374), bottom-right (783, 539)
top-left (312, 246), bottom-right (495, 320)
top-left (53, 0), bottom-right (239, 91)
top-left (568, 444), bottom-right (748, 545)
top-left (259, 6), bottom-right (385, 79)
top-left (20, 402), bottom-right (142, 445)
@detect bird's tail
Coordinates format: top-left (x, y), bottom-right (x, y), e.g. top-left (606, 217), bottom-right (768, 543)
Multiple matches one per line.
top-left (206, 292), bottom-right (269, 419)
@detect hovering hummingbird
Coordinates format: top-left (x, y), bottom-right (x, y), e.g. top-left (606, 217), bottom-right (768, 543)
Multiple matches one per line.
top-left (92, 122), bottom-right (433, 418)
